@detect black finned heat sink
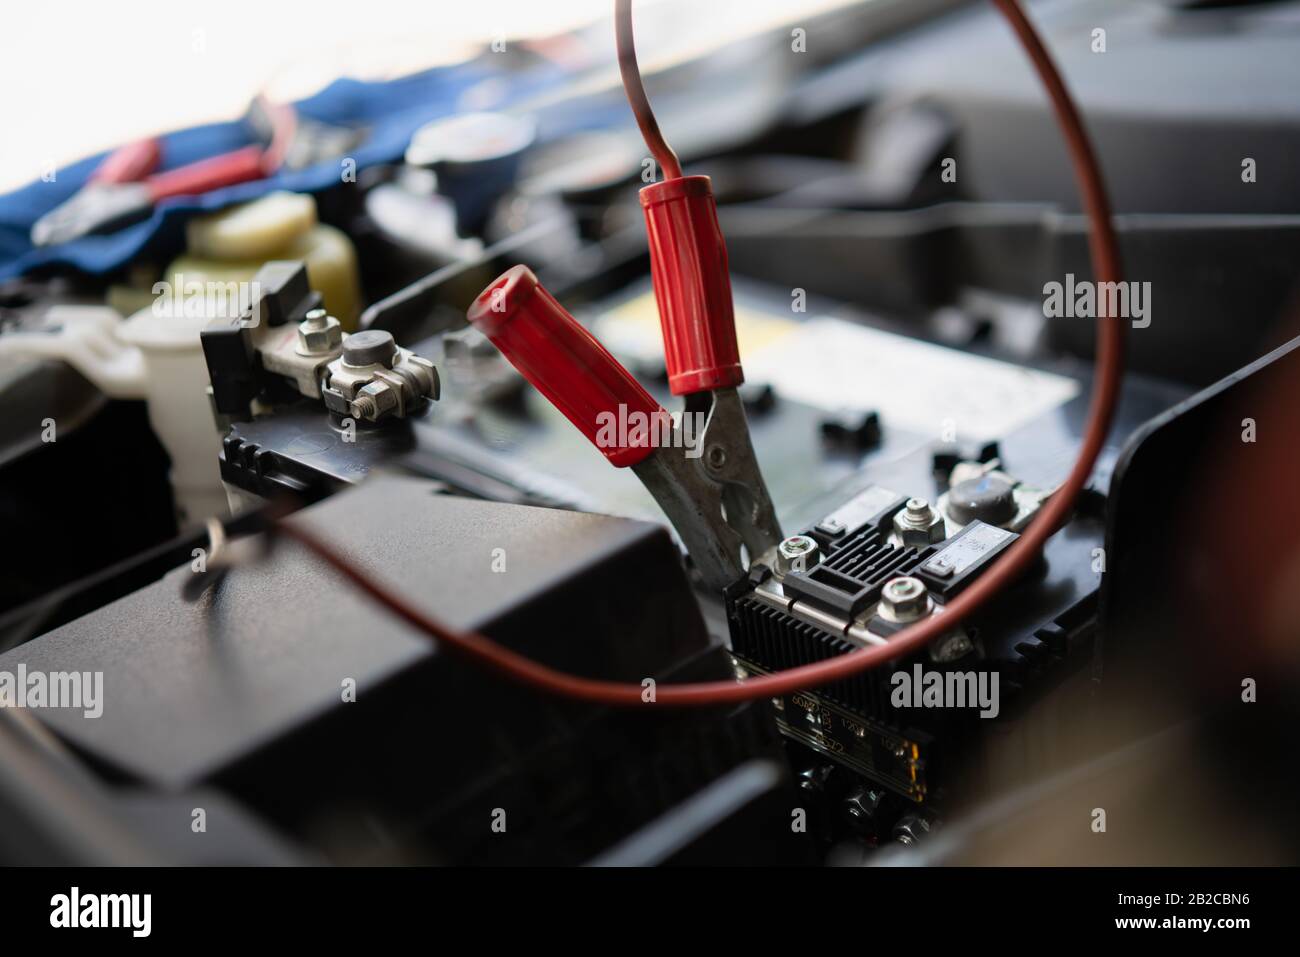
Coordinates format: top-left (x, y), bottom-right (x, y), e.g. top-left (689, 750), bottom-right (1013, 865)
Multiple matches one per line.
top-left (729, 528), bottom-right (935, 722)
top-left (730, 597), bottom-right (892, 718)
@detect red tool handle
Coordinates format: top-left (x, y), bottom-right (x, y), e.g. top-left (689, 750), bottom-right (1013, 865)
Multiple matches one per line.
top-left (145, 145), bottom-right (268, 202)
top-left (468, 265), bottom-right (665, 468)
top-left (91, 137), bottom-right (163, 184)
top-left (640, 175), bottom-right (742, 396)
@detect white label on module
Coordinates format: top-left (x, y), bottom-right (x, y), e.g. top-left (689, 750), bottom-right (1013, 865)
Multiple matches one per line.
top-left (744, 317), bottom-right (1080, 441)
top-left (818, 485), bottom-right (902, 535)
top-left (925, 523), bottom-right (1014, 578)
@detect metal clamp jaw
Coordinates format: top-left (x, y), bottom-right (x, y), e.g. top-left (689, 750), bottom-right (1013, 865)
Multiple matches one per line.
top-left (633, 388), bottom-right (782, 587)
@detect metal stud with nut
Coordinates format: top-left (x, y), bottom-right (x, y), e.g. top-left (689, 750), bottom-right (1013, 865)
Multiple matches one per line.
top-left (350, 380), bottom-right (400, 420)
top-left (877, 576), bottom-right (932, 623)
top-left (774, 534), bottom-right (820, 577)
top-left (296, 308), bottom-right (343, 356)
top-left (892, 497), bottom-right (946, 547)
top-left (892, 812), bottom-right (933, 845)
top-left (843, 785), bottom-right (885, 831)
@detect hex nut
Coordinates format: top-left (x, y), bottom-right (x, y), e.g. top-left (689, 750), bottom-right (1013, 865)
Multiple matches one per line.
top-left (297, 309), bottom-right (343, 355)
top-left (878, 576), bottom-right (931, 623)
top-left (774, 535), bottom-right (821, 576)
top-left (893, 497), bottom-right (946, 547)
top-left (843, 785), bottom-right (885, 828)
top-left (350, 380), bottom-right (399, 421)
top-left (892, 813), bottom-right (932, 845)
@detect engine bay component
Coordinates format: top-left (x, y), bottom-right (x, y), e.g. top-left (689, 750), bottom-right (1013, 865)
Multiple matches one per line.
top-left (4, 0), bottom-right (1298, 883)
top-left (320, 329), bottom-right (440, 423)
top-left (937, 460), bottom-right (1053, 534)
top-left (892, 497), bottom-right (946, 547)
top-left (945, 475), bottom-right (1017, 527)
top-left (774, 534), bottom-right (821, 577)
top-left (296, 308), bottom-right (342, 355)
top-left (201, 260), bottom-right (438, 422)
top-left (813, 485), bottom-right (909, 543)
top-left (876, 576), bottom-right (933, 624)
top-left (915, 521), bottom-right (1019, 599)
top-left (0, 475), bottom-right (790, 864)
top-left (168, 191), bottom-right (361, 325)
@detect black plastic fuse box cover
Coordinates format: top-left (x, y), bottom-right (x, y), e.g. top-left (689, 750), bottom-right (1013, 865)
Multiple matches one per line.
top-left (2, 475), bottom-right (724, 791)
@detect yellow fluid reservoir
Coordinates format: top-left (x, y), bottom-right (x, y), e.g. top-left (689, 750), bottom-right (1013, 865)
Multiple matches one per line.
top-left (165, 191), bottom-right (361, 327)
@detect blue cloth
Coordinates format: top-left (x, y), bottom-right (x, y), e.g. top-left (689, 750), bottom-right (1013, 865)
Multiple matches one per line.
top-left (0, 56), bottom-right (584, 280)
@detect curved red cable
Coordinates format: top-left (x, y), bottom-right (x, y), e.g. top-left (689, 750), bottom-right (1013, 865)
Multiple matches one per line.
top-left (615, 0), bottom-right (683, 180)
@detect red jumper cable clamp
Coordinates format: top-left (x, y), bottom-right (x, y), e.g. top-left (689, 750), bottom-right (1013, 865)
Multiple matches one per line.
top-left (467, 172), bottom-right (782, 591)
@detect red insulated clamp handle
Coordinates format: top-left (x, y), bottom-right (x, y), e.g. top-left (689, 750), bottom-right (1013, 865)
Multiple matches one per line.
top-left (146, 145), bottom-right (268, 202)
top-left (91, 137), bottom-right (163, 185)
top-left (467, 265), bottom-right (665, 468)
top-left (640, 175), bottom-right (742, 396)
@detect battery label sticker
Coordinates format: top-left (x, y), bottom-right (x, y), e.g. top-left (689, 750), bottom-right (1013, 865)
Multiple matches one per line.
top-left (817, 485), bottom-right (904, 536)
top-left (594, 293), bottom-right (798, 367)
top-left (743, 317), bottom-right (1080, 441)
top-left (924, 523), bottom-right (1015, 578)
